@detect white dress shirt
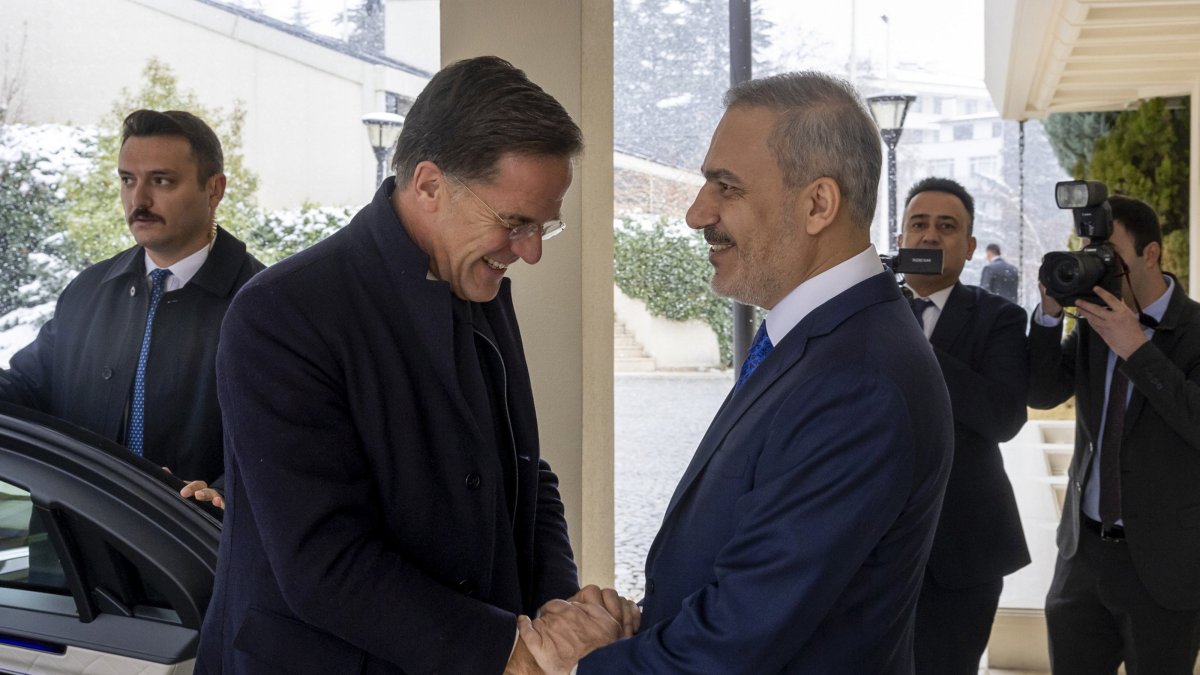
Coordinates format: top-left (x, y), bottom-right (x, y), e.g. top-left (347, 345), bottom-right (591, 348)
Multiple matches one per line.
top-left (143, 236), bottom-right (213, 290)
top-left (763, 245), bottom-right (884, 345)
top-left (904, 283), bottom-right (955, 340)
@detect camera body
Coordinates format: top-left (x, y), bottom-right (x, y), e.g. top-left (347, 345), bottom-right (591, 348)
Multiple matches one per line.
top-left (881, 248), bottom-right (944, 276)
top-left (1038, 180), bottom-right (1122, 307)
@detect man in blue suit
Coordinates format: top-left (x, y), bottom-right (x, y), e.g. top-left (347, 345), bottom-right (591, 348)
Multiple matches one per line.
top-left (522, 72), bottom-right (954, 674)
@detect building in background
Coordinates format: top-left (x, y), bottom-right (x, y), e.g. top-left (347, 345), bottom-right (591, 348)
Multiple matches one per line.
top-left (0, 0), bottom-right (431, 209)
top-left (862, 66), bottom-right (1071, 305)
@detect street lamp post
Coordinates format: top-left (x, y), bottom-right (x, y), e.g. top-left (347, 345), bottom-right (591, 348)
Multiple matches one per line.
top-left (361, 112), bottom-right (406, 186)
top-left (865, 94), bottom-right (915, 248)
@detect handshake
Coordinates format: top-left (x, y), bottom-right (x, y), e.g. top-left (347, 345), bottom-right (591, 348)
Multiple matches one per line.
top-left (506, 585), bottom-right (641, 675)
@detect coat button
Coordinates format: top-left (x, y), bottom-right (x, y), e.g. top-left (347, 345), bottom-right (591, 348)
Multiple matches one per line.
top-left (464, 472), bottom-right (482, 490)
top-left (645, 579), bottom-right (655, 595)
top-left (101, 367), bottom-right (113, 380)
top-left (457, 579), bottom-right (475, 596)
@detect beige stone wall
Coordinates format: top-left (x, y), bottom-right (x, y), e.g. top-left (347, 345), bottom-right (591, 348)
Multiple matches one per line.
top-left (441, 0), bottom-right (615, 587)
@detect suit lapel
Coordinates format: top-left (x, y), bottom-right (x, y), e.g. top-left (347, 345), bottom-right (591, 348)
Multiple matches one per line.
top-left (656, 272), bottom-right (902, 528)
top-left (929, 283), bottom-right (972, 352)
top-left (1123, 283), bottom-right (1186, 433)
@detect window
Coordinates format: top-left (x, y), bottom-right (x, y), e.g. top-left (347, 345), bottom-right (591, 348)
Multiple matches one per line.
top-left (928, 159), bottom-right (955, 178)
top-left (386, 92), bottom-right (415, 116)
top-left (0, 481), bottom-right (68, 594)
top-left (953, 124), bottom-right (974, 141)
top-left (933, 98), bottom-right (943, 114)
top-left (993, 121), bottom-right (1004, 138)
top-left (964, 99), bottom-right (978, 115)
top-left (970, 156), bottom-right (998, 178)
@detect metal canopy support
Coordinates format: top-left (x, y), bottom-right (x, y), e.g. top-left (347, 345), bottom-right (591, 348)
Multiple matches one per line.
top-left (1192, 77), bottom-right (1199, 299)
top-left (1018, 119), bottom-right (1026, 306)
top-left (730, 0), bottom-right (756, 374)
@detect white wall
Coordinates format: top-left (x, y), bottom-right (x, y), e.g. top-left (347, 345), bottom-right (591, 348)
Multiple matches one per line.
top-left (385, 0), bottom-right (439, 75)
top-left (0, 0), bottom-right (428, 209)
top-left (614, 287), bottom-right (720, 370)
top-left (441, 0), bottom-right (616, 586)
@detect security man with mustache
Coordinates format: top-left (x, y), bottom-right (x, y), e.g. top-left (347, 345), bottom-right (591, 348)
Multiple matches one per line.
top-left (0, 109), bottom-right (263, 509)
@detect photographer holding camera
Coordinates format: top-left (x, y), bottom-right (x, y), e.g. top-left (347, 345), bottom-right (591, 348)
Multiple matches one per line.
top-left (1030, 189), bottom-right (1200, 674)
top-left (899, 177), bottom-right (1031, 674)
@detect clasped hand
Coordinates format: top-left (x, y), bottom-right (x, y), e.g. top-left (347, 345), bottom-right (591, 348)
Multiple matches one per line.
top-left (509, 585), bottom-right (639, 675)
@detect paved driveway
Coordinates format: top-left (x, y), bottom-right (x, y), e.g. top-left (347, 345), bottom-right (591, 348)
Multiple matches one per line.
top-left (615, 372), bottom-right (731, 598)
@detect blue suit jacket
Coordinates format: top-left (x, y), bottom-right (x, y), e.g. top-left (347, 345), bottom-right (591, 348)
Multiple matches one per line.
top-left (582, 272), bottom-right (953, 674)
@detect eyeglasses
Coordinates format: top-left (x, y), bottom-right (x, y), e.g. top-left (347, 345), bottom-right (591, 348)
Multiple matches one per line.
top-left (448, 176), bottom-right (566, 241)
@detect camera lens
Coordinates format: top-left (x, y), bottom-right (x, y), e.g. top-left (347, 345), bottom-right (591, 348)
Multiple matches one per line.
top-left (1054, 261), bottom-right (1081, 284)
top-left (1039, 250), bottom-right (1108, 306)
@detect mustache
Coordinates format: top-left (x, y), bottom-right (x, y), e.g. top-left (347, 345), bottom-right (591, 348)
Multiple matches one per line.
top-left (128, 207), bottom-right (163, 224)
top-left (703, 226), bottom-right (734, 246)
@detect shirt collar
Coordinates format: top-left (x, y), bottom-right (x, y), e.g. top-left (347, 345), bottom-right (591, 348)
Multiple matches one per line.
top-left (143, 236), bottom-right (213, 287)
top-left (905, 282), bottom-right (954, 310)
top-left (1142, 274), bottom-right (1174, 323)
top-left (765, 245), bottom-right (881, 346)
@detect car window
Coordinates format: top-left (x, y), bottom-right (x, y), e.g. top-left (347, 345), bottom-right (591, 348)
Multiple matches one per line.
top-left (0, 480), bottom-right (68, 594)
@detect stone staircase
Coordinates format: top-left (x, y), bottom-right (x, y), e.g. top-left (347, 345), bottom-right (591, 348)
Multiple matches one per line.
top-left (614, 317), bottom-right (656, 372)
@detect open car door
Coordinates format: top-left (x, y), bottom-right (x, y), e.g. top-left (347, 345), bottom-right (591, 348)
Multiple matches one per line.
top-left (0, 402), bottom-right (220, 674)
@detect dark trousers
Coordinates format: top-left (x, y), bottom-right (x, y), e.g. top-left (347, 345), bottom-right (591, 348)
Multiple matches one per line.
top-left (1046, 523), bottom-right (1200, 674)
top-left (914, 569), bottom-right (1003, 675)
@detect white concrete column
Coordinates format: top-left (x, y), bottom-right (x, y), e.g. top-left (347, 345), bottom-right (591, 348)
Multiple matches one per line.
top-left (440, 0), bottom-right (616, 586)
top-left (1190, 76), bottom-right (1199, 299)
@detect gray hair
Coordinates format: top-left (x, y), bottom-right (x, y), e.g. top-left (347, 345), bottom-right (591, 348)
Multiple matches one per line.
top-left (725, 72), bottom-right (881, 229)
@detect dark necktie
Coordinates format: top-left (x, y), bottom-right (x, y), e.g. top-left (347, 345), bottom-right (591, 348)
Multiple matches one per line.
top-left (735, 321), bottom-right (773, 391)
top-left (1099, 360), bottom-right (1128, 528)
top-left (911, 297), bottom-right (935, 329)
top-left (128, 268), bottom-right (172, 456)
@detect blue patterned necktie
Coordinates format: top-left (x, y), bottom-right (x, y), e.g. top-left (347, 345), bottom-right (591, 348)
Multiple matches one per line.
top-left (128, 268), bottom-right (172, 456)
top-left (735, 321), bottom-right (774, 391)
top-left (911, 297), bottom-right (935, 329)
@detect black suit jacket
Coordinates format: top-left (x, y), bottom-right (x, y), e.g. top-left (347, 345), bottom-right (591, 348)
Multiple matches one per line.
top-left (0, 227), bottom-right (262, 485)
top-left (196, 179), bottom-right (578, 674)
top-left (925, 283), bottom-right (1030, 588)
top-left (1029, 279), bottom-right (1200, 609)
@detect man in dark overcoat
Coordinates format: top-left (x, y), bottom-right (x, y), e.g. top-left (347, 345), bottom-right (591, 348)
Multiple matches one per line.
top-left (196, 56), bottom-right (632, 674)
top-left (0, 109), bottom-right (262, 507)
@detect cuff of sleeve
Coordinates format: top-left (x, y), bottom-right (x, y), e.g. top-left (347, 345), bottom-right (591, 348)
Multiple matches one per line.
top-left (1034, 304), bottom-right (1064, 327)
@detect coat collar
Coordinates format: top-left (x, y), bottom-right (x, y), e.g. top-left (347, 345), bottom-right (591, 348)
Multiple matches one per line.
top-left (359, 177), bottom-right (436, 285)
top-left (98, 226), bottom-right (251, 299)
top-left (350, 177), bottom-right (516, 450)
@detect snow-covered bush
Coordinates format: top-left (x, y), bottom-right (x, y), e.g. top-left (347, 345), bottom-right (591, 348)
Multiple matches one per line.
top-left (247, 203), bottom-right (354, 265)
